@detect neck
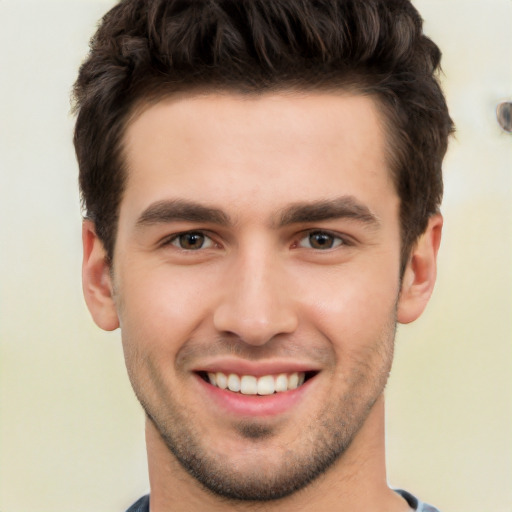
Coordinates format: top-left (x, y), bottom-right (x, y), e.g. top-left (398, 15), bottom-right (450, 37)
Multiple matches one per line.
top-left (146, 395), bottom-right (409, 511)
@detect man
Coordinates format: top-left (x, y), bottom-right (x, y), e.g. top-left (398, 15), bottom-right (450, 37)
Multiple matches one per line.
top-left (73, 1), bottom-right (453, 510)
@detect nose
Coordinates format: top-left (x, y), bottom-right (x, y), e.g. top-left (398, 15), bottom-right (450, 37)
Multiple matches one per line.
top-left (213, 246), bottom-right (299, 346)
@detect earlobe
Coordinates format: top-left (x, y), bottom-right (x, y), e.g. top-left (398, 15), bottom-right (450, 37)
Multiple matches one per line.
top-left (397, 214), bottom-right (443, 324)
top-left (82, 220), bottom-right (120, 331)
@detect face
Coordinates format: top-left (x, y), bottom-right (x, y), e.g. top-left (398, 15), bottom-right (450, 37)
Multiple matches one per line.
top-left (86, 92), bottom-right (428, 500)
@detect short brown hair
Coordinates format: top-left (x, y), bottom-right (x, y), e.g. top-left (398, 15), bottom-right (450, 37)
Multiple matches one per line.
top-left (73, 0), bottom-right (454, 265)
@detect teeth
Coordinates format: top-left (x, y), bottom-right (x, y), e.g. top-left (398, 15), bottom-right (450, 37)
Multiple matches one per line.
top-left (288, 372), bottom-right (299, 390)
top-left (275, 373), bottom-right (288, 392)
top-left (207, 371), bottom-right (307, 395)
top-left (216, 372), bottom-right (228, 389)
top-left (241, 375), bottom-right (257, 395)
top-left (257, 375), bottom-right (275, 395)
top-left (227, 373), bottom-right (241, 392)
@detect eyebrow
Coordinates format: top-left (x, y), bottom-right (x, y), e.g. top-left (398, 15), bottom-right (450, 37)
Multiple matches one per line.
top-left (276, 196), bottom-right (380, 228)
top-left (135, 199), bottom-right (231, 228)
top-left (135, 196), bottom-right (379, 230)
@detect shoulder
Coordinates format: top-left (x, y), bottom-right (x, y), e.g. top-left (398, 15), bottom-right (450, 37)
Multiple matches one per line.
top-left (395, 489), bottom-right (441, 512)
top-left (125, 495), bottom-right (150, 512)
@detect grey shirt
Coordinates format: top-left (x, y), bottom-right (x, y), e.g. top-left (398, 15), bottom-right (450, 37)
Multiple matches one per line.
top-left (126, 489), bottom-right (441, 511)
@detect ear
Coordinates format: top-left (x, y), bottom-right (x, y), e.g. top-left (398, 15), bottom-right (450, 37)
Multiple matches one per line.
top-left (397, 214), bottom-right (443, 324)
top-left (82, 220), bottom-right (120, 331)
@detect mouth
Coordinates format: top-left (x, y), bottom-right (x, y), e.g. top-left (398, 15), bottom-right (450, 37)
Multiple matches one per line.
top-left (197, 371), bottom-right (318, 396)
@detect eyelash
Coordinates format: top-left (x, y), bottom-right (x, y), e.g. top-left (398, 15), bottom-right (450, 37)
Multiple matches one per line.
top-left (161, 229), bottom-right (351, 252)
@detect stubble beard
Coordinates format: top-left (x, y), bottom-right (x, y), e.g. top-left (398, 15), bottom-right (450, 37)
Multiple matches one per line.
top-left (146, 408), bottom-right (363, 502)
top-left (135, 318), bottom-right (396, 503)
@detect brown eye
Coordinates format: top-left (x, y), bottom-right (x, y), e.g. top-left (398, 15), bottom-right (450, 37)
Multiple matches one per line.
top-left (170, 232), bottom-right (213, 250)
top-left (299, 231), bottom-right (343, 250)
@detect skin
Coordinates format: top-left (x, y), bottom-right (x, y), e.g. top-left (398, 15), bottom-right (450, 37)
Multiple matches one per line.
top-left (82, 92), bottom-right (442, 511)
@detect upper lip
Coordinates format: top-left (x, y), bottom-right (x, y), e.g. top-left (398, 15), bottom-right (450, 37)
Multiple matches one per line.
top-left (193, 357), bottom-right (321, 377)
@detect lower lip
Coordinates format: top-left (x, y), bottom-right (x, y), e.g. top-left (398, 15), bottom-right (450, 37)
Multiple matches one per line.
top-left (195, 374), bottom-right (315, 417)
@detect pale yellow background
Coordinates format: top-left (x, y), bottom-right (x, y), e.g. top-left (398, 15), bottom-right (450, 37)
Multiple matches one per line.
top-left (0, 1), bottom-right (510, 511)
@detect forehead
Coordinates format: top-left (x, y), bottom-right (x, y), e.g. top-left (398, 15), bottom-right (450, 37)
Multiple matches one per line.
top-left (120, 91), bottom-right (396, 223)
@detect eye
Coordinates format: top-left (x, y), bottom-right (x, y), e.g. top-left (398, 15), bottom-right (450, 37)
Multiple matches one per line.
top-left (298, 230), bottom-right (345, 250)
top-left (168, 231), bottom-right (215, 250)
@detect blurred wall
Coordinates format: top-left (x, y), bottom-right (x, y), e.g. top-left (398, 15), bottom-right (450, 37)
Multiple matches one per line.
top-left (0, 1), bottom-right (510, 510)
top-left (386, 2), bottom-right (512, 510)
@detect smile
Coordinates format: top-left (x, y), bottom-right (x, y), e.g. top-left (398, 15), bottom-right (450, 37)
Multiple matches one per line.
top-left (202, 371), bottom-right (312, 395)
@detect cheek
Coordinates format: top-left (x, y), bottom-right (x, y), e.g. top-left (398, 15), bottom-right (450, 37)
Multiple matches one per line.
top-left (115, 265), bottom-right (218, 355)
top-left (296, 259), bottom-right (400, 348)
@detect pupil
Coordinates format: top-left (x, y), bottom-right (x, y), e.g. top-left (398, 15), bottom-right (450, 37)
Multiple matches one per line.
top-left (310, 232), bottom-right (332, 249)
top-left (181, 233), bottom-right (204, 249)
